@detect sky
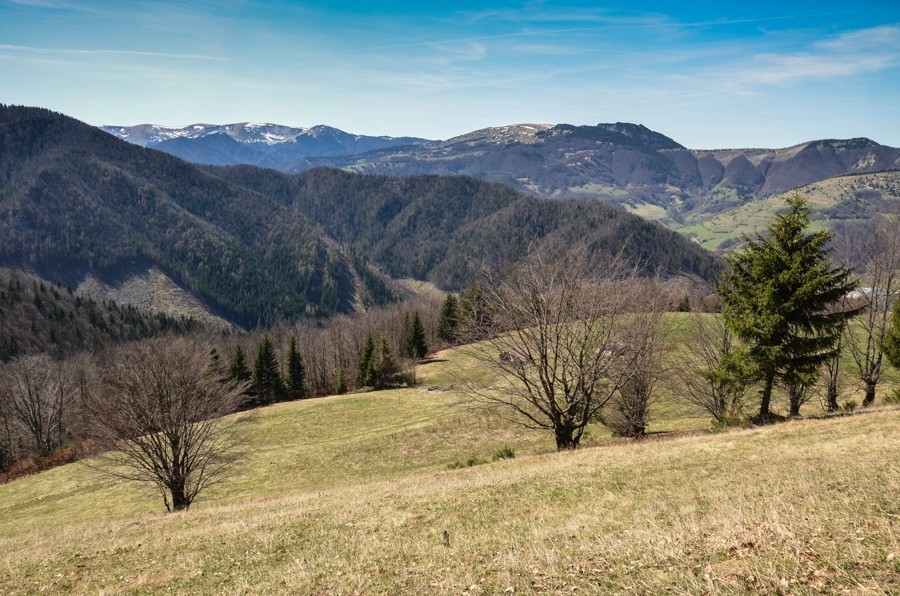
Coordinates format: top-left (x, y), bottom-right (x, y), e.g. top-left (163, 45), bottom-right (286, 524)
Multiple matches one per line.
top-left (1, 0), bottom-right (899, 148)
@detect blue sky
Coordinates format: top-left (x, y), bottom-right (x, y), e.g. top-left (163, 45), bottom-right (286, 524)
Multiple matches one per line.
top-left (1, 0), bottom-right (898, 148)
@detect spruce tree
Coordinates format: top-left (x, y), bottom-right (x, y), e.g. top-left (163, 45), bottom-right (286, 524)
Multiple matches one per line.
top-left (208, 347), bottom-right (223, 374)
top-left (373, 335), bottom-right (399, 389)
top-left (228, 345), bottom-right (251, 384)
top-left (405, 311), bottom-right (428, 360)
top-left (252, 334), bottom-right (283, 406)
top-left (335, 365), bottom-right (348, 395)
top-left (357, 333), bottom-right (375, 388)
top-left (717, 196), bottom-right (858, 421)
top-left (437, 294), bottom-right (459, 343)
top-left (284, 335), bottom-right (306, 400)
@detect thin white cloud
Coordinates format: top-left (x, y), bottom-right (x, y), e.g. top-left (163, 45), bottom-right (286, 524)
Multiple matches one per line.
top-left (746, 53), bottom-right (893, 84)
top-left (743, 24), bottom-right (900, 85)
top-left (816, 23), bottom-right (900, 51)
top-left (424, 40), bottom-right (487, 62)
top-left (456, 5), bottom-right (674, 30)
top-left (6, 0), bottom-right (103, 11)
top-left (0, 43), bottom-right (226, 62)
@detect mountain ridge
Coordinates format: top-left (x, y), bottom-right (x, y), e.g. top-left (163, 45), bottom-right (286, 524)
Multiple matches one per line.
top-left (105, 119), bottom-right (899, 226)
top-left (3, 105), bottom-right (721, 328)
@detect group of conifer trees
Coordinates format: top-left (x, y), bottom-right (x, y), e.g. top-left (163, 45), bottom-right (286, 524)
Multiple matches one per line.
top-left (352, 311), bottom-right (429, 391)
top-left (225, 334), bottom-right (307, 407)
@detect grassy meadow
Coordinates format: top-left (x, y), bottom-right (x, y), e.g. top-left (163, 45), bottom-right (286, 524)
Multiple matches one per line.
top-left (0, 316), bottom-right (898, 593)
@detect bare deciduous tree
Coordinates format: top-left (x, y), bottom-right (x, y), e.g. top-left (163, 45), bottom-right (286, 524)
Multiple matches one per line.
top-left (86, 337), bottom-right (249, 512)
top-left (602, 280), bottom-right (674, 437)
top-left (673, 313), bottom-right (752, 425)
top-left (0, 354), bottom-right (78, 458)
top-left (821, 337), bottom-right (844, 412)
top-left (842, 219), bottom-right (900, 406)
top-left (460, 249), bottom-right (645, 450)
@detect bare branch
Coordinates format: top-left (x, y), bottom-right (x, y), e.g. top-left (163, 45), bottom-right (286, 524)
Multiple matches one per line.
top-left (85, 337), bottom-right (250, 512)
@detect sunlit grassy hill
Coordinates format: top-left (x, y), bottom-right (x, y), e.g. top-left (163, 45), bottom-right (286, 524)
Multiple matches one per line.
top-left (0, 334), bottom-right (898, 593)
top-left (676, 171), bottom-right (900, 251)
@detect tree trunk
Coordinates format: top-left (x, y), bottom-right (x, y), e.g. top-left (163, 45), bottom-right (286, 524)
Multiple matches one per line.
top-left (758, 371), bottom-right (774, 421)
top-left (169, 481), bottom-right (190, 511)
top-left (826, 383), bottom-right (839, 412)
top-left (555, 425), bottom-right (579, 450)
top-left (789, 393), bottom-right (801, 417)
top-left (862, 380), bottom-right (876, 407)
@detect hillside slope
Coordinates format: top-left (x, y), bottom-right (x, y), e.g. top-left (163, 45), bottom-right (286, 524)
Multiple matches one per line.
top-left (297, 124), bottom-right (900, 221)
top-left (676, 171), bottom-right (900, 251)
top-left (3, 106), bottom-right (720, 328)
top-left (0, 345), bottom-right (896, 593)
top-left (215, 166), bottom-right (722, 287)
top-left (0, 267), bottom-right (202, 360)
top-left (106, 120), bottom-right (900, 228)
top-left (0, 106), bottom-right (361, 328)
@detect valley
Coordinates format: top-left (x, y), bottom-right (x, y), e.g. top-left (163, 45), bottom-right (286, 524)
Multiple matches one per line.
top-left (4, 1), bottom-right (900, 593)
top-left (1, 106), bottom-right (898, 596)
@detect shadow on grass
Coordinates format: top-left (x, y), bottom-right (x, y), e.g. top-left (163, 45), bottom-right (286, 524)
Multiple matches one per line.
top-left (419, 358), bottom-right (448, 365)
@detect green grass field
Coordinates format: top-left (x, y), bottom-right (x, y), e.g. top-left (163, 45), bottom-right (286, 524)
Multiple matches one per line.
top-left (0, 329), bottom-right (898, 593)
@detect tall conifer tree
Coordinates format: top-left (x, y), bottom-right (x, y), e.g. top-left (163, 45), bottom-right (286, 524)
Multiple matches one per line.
top-left (437, 294), bottom-right (459, 343)
top-left (228, 345), bottom-right (251, 384)
top-left (373, 335), bottom-right (399, 389)
top-left (717, 196), bottom-right (857, 421)
top-left (357, 333), bottom-right (375, 388)
top-left (284, 335), bottom-right (306, 400)
top-left (335, 365), bottom-right (348, 395)
top-left (252, 334), bottom-right (283, 405)
top-left (405, 311), bottom-right (428, 360)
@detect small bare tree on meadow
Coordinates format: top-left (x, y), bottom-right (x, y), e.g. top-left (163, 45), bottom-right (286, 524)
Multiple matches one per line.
top-left (840, 219), bottom-right (900, 407)
top-left (460, 248), bottom-right (648, 450)
top-left (602, 281), bottom-right (674, 437)
top-left (86, 337), bottom-right (249, 512)
top-left (673, 313), bottom-right (752, 425)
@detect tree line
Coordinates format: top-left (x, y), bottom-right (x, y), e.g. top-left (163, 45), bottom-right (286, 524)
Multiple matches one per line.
top-left (1, 196), bottom-right (897, 510)
top-left (0, 288), bottom-right (459, 486)
top-left (461, 197), bottom-right (900, 449)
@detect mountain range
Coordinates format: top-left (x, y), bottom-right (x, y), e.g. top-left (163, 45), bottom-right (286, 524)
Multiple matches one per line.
top-left (104, 121), bottom-right (900, 228)
top-left (101, 122), bottom-right (430, 169)
top-left (2, 106), bottom-right (718, 331)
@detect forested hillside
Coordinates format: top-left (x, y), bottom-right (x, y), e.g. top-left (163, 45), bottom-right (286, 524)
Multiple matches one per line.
top-left (0, 267), bottom-right (199, 361)
top-left (0, 106), bottom-right (358, 328)
top-left (1, 106), bottom-right (720, 328)
top-left (215, 167), bottom-right (722, 287)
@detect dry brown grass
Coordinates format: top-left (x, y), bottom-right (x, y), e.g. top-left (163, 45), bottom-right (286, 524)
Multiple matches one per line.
top-left (0, 338), bottom-right (897, 593)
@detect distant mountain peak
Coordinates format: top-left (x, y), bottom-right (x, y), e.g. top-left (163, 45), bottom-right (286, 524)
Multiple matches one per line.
top-left (446, 124), bottom-right (553, 145)
top-left (100, 122), bottom-right (433, 165)
top-left (544, 122), bottom-right (683, 150)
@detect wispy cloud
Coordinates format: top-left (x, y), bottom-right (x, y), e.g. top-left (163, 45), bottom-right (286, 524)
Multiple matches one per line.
top-left (7, 0), bottom-right (100, 11)
top-left (743, 24), bottom-right (900, 85)
top-left (745, 53), bottom-right (893, 84)
top-left (816, 23), bottom-right (900, 51)
top-left (456, 5), bottom-right (674, 29)
top-left (425, 40), bottom-right (487, 62)
top-left (0, 43), bottom-right (226, 62)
